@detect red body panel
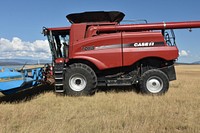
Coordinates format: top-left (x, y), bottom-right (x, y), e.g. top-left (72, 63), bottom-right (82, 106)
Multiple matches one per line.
top-left (68, 30), bottom-right (178, 70)
top-left (70, 33), bottom-right (123, 69)
top-left (70, 24), bottom-right (87, 43)
top-left (122, 32), bottom-right (178, 66)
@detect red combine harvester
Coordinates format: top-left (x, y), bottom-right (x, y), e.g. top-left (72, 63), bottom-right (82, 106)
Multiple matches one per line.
top-left (43, 11), bottom-right (200, 96)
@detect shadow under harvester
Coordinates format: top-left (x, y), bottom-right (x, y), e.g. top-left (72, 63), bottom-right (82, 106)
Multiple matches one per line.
top-left (0, 85), bottom-right (54, 103)
top-left (0, 84), bottom-right (140, 103)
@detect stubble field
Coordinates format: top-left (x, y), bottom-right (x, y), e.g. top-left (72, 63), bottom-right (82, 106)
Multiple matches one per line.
top-left (0, 65), bottom-right (199, 133)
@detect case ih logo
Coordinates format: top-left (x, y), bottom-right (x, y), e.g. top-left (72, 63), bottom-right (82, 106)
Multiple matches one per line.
top-left (133, 42), bottom-right (155, 47)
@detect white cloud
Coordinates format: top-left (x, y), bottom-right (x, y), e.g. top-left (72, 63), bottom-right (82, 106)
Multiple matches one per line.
top-left (0, 37), bottom-right (51, 59)
top-left (179, 50), bottom-right (189, 57)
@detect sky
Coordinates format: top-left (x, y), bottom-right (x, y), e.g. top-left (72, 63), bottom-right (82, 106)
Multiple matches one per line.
top-left (0, 0), bottom-right (200, 63)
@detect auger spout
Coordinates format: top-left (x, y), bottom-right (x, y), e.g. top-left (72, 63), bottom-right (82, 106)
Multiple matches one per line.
top-left (86, 21), bottom-right (200, 37)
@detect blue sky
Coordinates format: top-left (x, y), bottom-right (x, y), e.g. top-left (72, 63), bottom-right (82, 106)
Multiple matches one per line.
top-left (0, 0), bottom-right (200, 63)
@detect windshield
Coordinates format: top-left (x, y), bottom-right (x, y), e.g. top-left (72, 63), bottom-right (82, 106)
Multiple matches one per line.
top-left (47, 30), bottom-right (70, 60)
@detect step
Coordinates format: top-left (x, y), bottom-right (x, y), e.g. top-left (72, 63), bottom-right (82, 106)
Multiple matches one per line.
top-left (54, 71), bottom-right (63, 74)
top-left (55, 90), bottom-right (65, 93)
top-left (55, 83), bottom-right (63, 86)
top-left (55, 77), bottom-right (63, 80)
top-left (55, 85), bottom-right (64, 93)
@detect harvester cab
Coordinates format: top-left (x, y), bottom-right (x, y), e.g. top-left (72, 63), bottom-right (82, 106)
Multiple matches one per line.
top-left (43, 27), bottom-right (70, 61)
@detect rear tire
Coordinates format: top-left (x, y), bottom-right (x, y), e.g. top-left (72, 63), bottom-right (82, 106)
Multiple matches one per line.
top-left (64, 63), bottom-right (97, 96)
top-left (140, 69), bottom-right (169, 95)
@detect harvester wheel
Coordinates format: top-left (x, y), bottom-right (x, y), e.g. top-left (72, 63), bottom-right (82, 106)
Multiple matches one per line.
top-left (64, 63), bottom-right (97, 96)
top-left (140, 69), bottom-right (169, 95)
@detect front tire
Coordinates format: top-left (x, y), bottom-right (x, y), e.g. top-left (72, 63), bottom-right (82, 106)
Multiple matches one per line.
top-left (64, 63), bottom-right (97, 96)
top-left (140, 69), bottom-right (169, 95)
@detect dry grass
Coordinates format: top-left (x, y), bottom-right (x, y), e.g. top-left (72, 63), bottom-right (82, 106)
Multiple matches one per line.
top-left (0, 65), bottom-right (200, 133)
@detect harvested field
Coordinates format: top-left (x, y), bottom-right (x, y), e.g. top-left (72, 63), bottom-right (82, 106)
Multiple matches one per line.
top-left (0, 65), bottom-right (200, 133)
